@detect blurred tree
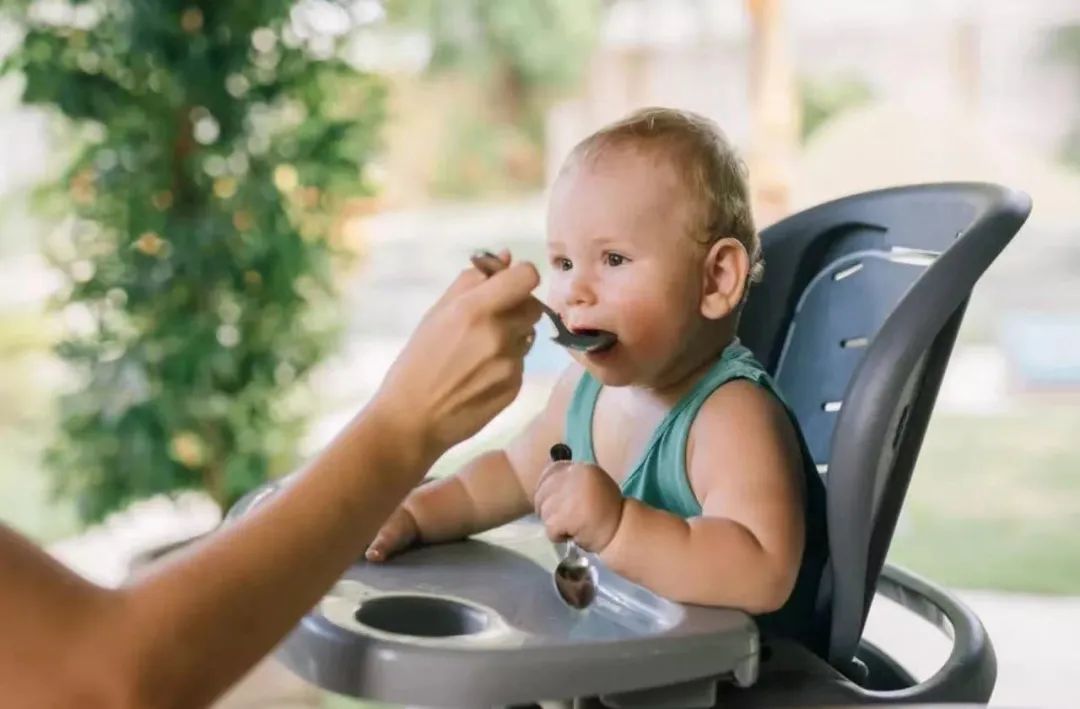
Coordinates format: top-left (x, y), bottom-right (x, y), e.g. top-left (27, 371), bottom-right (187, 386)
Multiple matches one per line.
top-left (0, 0), bottom-right (384, 522)
top-left (383, 0), bottom-right (602, 196)
top-left (798, 73), bottom-right (874, 143)
top-left (747, 0), bottom-right (799, 224)
top-left (1048, 23), bottom-right (1080, 169)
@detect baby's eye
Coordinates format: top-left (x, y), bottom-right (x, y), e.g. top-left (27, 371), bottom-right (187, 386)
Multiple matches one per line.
top-left (552, 256), bottom-right (572, 271)
top-left (603, 252), bottom-right (628, 267)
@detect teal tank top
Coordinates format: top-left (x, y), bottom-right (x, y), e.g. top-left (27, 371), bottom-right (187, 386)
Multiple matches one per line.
top-left (564, 340), bottom-right (830, 655)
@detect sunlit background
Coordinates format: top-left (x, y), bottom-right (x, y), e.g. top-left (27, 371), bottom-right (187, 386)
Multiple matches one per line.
top-left (1, 1), bottom-right (1078, 707)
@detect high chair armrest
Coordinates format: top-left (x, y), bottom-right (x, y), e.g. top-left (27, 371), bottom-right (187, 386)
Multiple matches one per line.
top-left (717, 564), bottom-right (996, 707)
top-left (867, 563), bottom-right (997, 704)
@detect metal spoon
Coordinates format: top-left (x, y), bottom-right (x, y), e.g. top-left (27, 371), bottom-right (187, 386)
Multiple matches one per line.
top-left (469, 250), bottom-right (617, 353)
top-left (549, 443), bottom-right (599, 610)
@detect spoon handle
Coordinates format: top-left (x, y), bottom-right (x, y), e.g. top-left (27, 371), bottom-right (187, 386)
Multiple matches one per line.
top-left (550, 443), bottom-right (573, 462)
top-left (550, 444), bottom-right (581, 556)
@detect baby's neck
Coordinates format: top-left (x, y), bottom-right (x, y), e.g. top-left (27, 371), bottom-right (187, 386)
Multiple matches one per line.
top-left (633, 331), bottom-right (735, 408)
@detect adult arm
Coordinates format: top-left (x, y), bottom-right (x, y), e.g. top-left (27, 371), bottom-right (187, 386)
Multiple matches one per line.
top-left (0, 262), bottom-right (541, 708)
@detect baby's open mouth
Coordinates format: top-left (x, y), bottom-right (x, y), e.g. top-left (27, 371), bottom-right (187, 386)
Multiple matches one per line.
top-left (571, 328), bottom-right (618, 353)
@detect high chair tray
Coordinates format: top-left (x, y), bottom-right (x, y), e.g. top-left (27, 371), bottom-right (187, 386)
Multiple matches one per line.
top-left (230, 486), bottom-right (758, 708)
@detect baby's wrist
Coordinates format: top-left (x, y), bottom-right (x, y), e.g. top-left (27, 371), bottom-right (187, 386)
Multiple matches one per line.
top-left (401, 491), bottom-right (431, 540)
top-left (397, 502), bottom-right (423, 542)
top-left (597, 496), bottom-right (632, 559)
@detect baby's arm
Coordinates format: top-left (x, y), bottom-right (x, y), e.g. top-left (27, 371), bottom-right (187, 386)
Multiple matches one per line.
top-left (599, 380), bottom-right (806, 612)
top-left (366, 363), bottom-right (582, 561)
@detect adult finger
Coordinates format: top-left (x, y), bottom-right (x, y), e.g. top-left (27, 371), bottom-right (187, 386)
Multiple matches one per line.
top-left (493, 321), bottom-right (536, 360)
top-left (436, 267), bottom-right (488, 307)
top-left (505, 298), bottom-right (544, 332)
top-left (468, 261), bottom-right (540, 314)
top-left (514, 328), bottom-right (536, 358)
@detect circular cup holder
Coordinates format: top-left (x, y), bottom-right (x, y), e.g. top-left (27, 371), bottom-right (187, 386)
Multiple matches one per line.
top-left (355, 595), bottom-right (491, 638)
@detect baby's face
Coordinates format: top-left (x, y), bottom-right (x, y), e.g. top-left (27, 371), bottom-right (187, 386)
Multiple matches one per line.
top-left (546, 148), bottom-right (709, 387)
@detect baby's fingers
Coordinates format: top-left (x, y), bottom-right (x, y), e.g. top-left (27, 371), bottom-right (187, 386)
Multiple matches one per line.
top-left (532, 461), bottom-right (570, 508)
top-left (535, 486), bottom-right (570, 542)
top-left (365, 531), bottom-right (406, 563)
top-left (365, 510), bottom-right (418, 563)
top-left (542, 513), bottom-right (572, 543)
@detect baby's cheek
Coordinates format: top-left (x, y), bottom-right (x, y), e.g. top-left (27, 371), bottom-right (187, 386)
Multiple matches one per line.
top-left (546, 282), bottom-right (568, 315)
top-left (616, 294), bottom-right (672, 343)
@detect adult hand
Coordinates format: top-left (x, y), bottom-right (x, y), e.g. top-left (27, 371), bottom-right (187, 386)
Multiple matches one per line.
top-left (370, 256), bottom-right (542, 463)
top-left (0, 253), bottom-right (543, 709)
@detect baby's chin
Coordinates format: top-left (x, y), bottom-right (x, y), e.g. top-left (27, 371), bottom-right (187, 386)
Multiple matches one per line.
top-left (592, 371), bottom-right (636, 388)
top-left (574, 356), bottom-right (638, 388)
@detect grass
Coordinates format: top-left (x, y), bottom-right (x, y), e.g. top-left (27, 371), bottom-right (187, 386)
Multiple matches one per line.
top-left (320, 693), bottom-right (395, 709)
top-left (888, 401), bottom-right (1080, 594)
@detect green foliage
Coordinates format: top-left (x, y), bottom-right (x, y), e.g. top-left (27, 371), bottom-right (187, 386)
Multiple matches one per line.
top-left (385, 0), bottom-right (602, 196)
top-left (0, 0), bottom-right (385, 522)
top-left (0, 309), bottom-right (53, 358)
top-left (388, 0), bottom-right (601, 95)
top-left (799, 73), bottom-right (874, 143)
top-left (1047, 23), bottom-right (1080, 169)
top-left (429, 111), bottom-right (538, 198)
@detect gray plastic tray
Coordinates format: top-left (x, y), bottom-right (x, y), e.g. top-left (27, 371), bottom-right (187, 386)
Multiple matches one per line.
top-left (229, 482), bottom-right (759, 708)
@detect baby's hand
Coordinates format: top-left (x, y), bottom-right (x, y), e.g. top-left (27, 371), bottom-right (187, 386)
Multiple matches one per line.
top-left (365, 506), bottom-right (420, 563)
top-left (533, 461), bottom-right (624, 553)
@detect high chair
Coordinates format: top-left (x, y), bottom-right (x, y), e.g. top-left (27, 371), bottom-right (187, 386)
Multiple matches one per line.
top-left (722, 181), bottom-right (1031, 705)
top-left (227, 182), bottom-right (1031, 708)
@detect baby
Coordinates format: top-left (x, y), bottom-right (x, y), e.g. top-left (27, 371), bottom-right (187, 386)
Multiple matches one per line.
top-left (367, 107), bottom-right (829, 653)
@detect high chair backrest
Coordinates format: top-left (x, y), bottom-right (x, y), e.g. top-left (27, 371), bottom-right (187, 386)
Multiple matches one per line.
top-left (737, 183), bottom-right (1031, 669)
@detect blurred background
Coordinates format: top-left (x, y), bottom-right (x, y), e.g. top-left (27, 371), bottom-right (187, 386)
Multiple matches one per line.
top-left (0, 1), bottom-right (1077, 707)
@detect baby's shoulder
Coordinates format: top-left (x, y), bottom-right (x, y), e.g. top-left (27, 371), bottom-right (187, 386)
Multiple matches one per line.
top-left (693, 377), bottom-right (783, 426)
top-left (686, 377), bottom-right (798, 474)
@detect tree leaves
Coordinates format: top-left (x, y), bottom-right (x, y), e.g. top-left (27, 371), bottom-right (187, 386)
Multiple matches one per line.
top-left (2, 0), bottom-right (384, 521)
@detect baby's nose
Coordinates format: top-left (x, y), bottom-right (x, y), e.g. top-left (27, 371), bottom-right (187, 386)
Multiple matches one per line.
top-left (565, 270), bottom-right (598, 307)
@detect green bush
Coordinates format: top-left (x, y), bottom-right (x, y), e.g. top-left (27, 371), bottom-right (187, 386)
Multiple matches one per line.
top-left (0, 1), bottom-right (384, 522)
top-left (799, 73), bottom-right (874, 143)
top-left (1047, 23), bottom-right (1080, 169)
top-left (385, 0), bottom-right (601, 196)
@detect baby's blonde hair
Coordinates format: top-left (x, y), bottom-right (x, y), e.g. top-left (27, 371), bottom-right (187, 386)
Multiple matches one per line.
top-left (564, 107), bottom-right (764, 285)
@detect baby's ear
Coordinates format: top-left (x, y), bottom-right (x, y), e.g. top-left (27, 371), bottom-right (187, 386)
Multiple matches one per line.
top-left (700, 238), bottom-right (749, 320)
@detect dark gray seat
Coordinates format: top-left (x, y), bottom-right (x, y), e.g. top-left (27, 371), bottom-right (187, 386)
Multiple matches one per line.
top-left (734, 182), bottom-right (1032, 704)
